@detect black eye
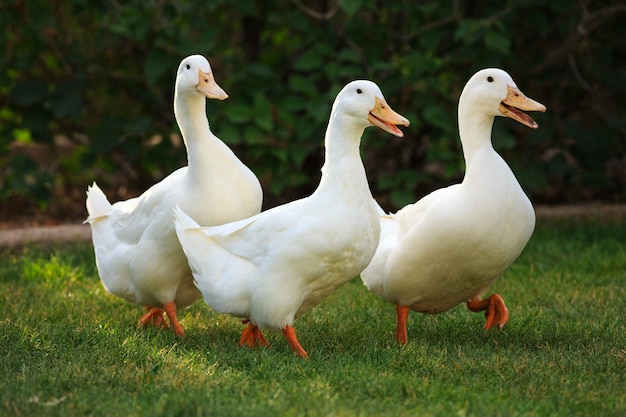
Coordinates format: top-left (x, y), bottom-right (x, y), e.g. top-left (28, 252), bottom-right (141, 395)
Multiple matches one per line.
top-left (356, 88), bottom-right (362, 94)
top-left (487, 76), bottom-right (494, 82)
top-left (186, 64), bottom-right (191, 70)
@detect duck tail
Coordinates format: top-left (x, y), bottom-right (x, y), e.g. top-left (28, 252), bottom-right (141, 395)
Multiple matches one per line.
top-left (85, 182), bottom-right (113, 224)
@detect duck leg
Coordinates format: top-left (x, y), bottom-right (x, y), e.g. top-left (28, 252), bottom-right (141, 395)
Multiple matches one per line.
top-left (282, 325), bottom-right (308, 358)
top-left (239, 321), bottom-right (269, 348)
top-left (395, 305), bottom-right (411, 344)
top-left (466, 294), bottom-right (509, 331)
top-left (162, 301), bottom-right (186, 338)
top-left (138, 307), bottom-right (167, 328)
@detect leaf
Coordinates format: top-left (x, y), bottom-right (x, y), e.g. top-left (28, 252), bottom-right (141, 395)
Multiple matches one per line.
top-left (484, 30), bottom-right (510, 54)
top-left (337, 49), bottom-right (360, 63)
top-left (288, 75), bottom-right (318, 97)
top-left (219, 125), bottom-right (242, 145)
top-left (247, 63), bottom-right (275, 79)
top-left (453, 19), bottom-right (479, 43)
top-left (294, 49), bottom-right (323, 71)
top-left (337, 64), bottom-right (361, 78)
top-left (339, 0), bottom-right (364, 17)
top-left (12, 128), bottom-right (33, 144)
top-left (242, 125), bottom-right (264, 146)
top-left (225, 103), bottom-right (253, 124)
top-left (422, 105), bottom-right (451, 132)
top-left (391, 188), bottom-right (416, 208)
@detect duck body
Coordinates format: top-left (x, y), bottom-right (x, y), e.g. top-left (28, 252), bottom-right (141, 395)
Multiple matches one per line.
top-left (176, 160), bottom-right (380, 329)
top-left (361, 68), bottom-right (545, 342)
top-left (175, 80), bottom-right (409, 356)
top-left (85, 55), bottom-right (262, 336)
top-left (375, 152), bottom-right (534, 314)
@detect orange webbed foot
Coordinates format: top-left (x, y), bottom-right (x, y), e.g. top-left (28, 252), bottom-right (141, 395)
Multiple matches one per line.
top-left (239, 321), bottom-right (270, 348)
top-left (282, 325), bottom-right (308, 358)
top-left (138, 307), bottom-right (167, 328)
top-left (395, 305), bottom-right (411, 345)
top-left (466, 294), bottom-right (509, 331)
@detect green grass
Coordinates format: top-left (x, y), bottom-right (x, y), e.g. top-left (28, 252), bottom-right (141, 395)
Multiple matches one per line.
top-left (1, 218), bottom-right (625, 417)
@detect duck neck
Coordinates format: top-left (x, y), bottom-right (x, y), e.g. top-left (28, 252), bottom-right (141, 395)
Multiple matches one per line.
top-left (458, 108), bottom-right (496, 182)
top-left (317, 114), bottom-right (368, 193)
top-left (174, 92), bottom-right (216, 177)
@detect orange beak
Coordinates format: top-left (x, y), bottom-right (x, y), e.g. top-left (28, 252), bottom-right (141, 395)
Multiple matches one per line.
top-left (498, 85), bottom-right (546, 129)
top-left (196, 69), bottom-right (228, 100)
top-left (367, 97), bottom-right (410, 137)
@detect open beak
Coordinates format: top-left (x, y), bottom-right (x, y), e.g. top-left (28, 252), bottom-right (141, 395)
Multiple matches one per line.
top-left (499, 85), bottom-right (546, 129)
top-left (196, 69), bottom-right (228, 100)
top-left (368, 97), bottom-right (410, 137)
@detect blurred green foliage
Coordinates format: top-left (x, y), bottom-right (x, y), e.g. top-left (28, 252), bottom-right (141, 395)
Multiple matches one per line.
top-left (1, 0), bottom-right (624, 211)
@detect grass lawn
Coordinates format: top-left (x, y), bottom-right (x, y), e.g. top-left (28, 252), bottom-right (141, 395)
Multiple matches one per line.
top-left (1, 217), bottom-right (624, 416)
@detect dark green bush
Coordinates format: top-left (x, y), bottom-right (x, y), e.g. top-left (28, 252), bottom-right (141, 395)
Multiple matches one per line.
top-left (1, 0), bottom-right (624, 213)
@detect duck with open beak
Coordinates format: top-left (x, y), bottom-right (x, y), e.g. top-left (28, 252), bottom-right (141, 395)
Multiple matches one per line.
top-left (499, 85), bottom-right (546, 129)
top-left (368, 96), bottom-right (410, 137)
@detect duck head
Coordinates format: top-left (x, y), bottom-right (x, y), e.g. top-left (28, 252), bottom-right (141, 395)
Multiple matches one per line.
top-left (332, 80), bottom-right (410, 137)
top-left (460, 68), bottom-right (546, 129)
top-left (176, 55), bottom-right (228, 100)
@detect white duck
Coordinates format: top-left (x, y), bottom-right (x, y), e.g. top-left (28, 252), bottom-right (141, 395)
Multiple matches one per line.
top-left (85, 55), bottom-right (263, 337)
top-left (361, 68), bottom-right (546, 344)
top-left (174, 80), bottom-right (409, 357)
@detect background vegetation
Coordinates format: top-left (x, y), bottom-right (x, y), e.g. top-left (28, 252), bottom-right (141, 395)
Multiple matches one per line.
top-left (1, 218), bottom-right (625, 416)
top-left (1, 0), bottom-right (625, 218)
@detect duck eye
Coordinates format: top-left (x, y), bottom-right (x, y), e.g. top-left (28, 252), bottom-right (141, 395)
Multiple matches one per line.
top-left (356, 88), bottom-right (362, 94)
top-left (487, 76), bottom-right (494, 82)
top-left (186, 64), bottom-right (191, 70)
